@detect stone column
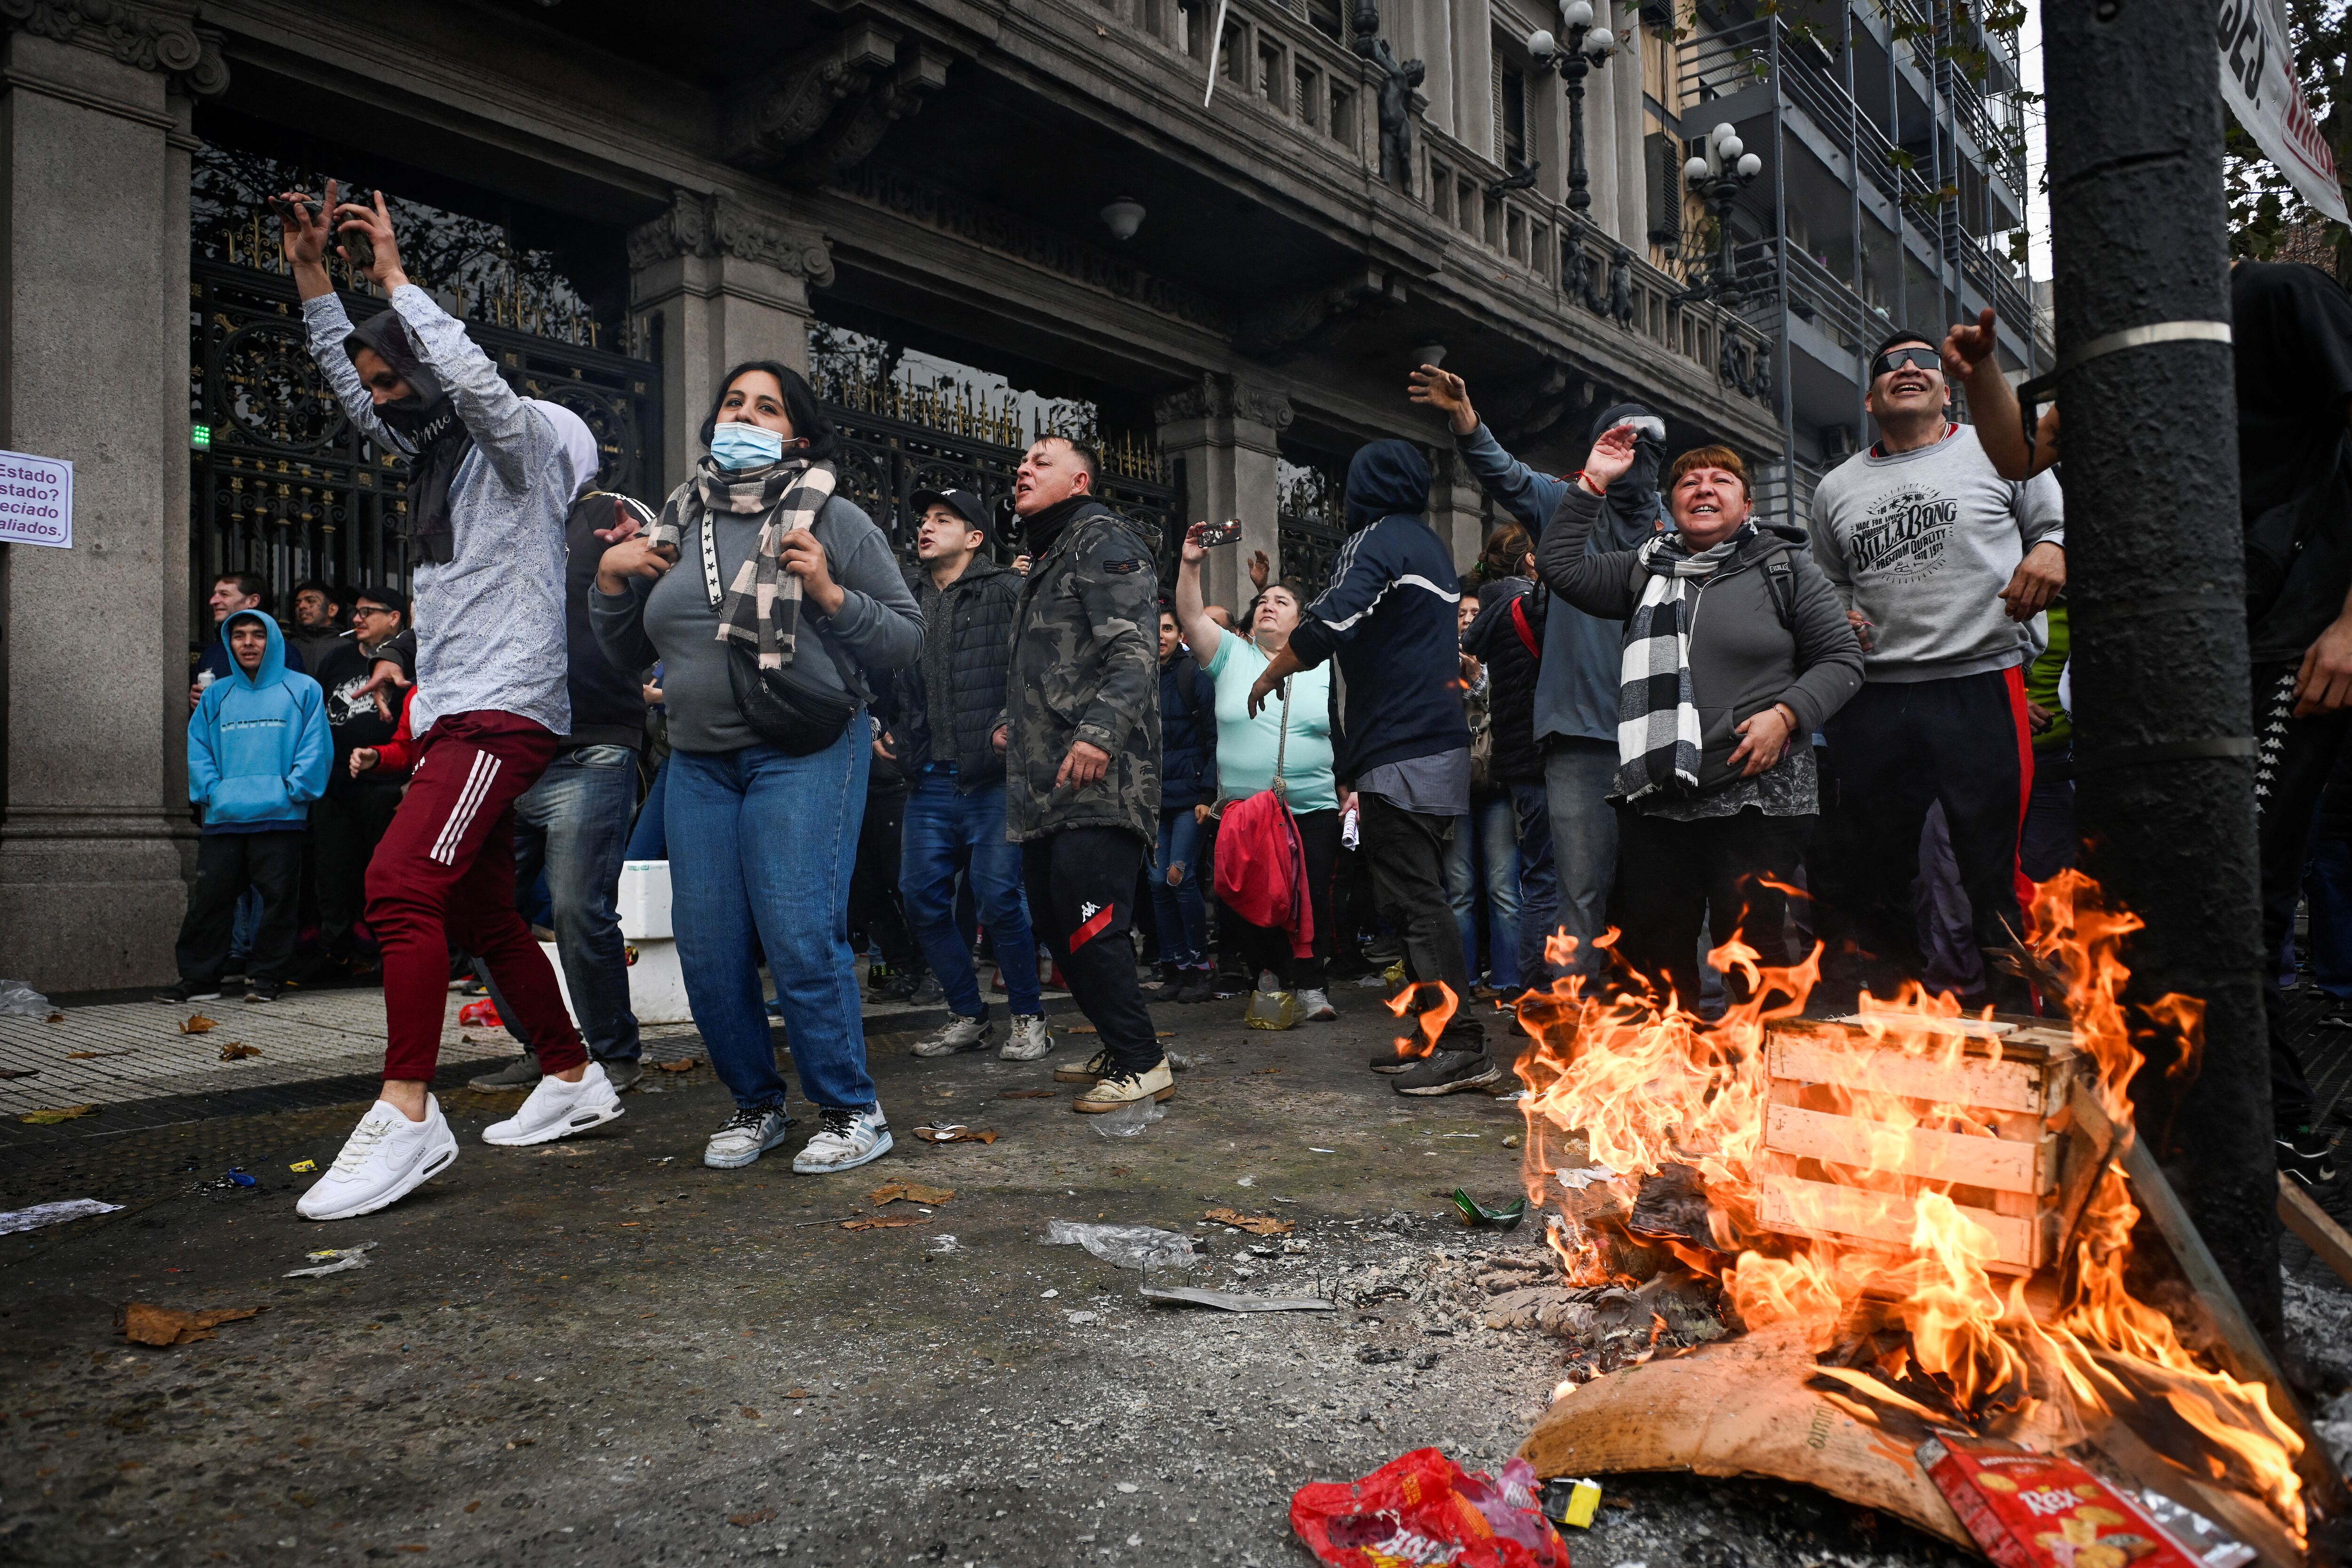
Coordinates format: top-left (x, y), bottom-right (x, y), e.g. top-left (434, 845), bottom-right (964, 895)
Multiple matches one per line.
top-left (0, 9), bottom-right (225, 991)
top-left (1152, 375), bottom-right (1292, 613)
top-left (1427, 450), bottom-right (1491, 572)
top-left (627, 190), bottom-right (834, 493)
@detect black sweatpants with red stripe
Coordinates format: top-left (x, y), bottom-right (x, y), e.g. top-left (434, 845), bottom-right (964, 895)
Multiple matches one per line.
top-left (1820, 667), bottom-right (2035, 1001)
top-left (1023, 826), bottom-right (1161, 1074)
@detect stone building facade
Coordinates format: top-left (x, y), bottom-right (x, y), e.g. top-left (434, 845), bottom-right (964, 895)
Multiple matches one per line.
top-left (0, 0), bottom-right (1782, 990)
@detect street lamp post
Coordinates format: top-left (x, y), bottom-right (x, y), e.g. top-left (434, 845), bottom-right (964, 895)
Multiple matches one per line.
top-left (1526, 2), bottom-right (1617, 216)
top-left (1677, 121), bottom-right (1763, 304)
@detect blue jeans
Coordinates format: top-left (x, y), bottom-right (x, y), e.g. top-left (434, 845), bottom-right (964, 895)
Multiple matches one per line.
top-left (1544, 738), bottom-right (1619, 978)
top-left (666, 719), bottom-right (876, 1113)
top-left (1509, 781), bottom-right (1557, 985)
top-left (1445, 793), bottom-right (1522, 991)
top-left (626, 753), bottom-right (669, 861)
top-left (900, 774), bottom-right (1041, 1018)
top-left (2307, 836), bottom-right (2352, 1001)
top-left (229, 886), bottom-right (261, 965)
top-left (1151, 807), bottom-right (1210, 968)
top-left (513, 743), bottom-right (642, 1064)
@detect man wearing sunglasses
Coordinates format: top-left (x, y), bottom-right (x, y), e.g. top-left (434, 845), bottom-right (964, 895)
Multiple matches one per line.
top-left (1810, 329), bottom-right (2066, 1007)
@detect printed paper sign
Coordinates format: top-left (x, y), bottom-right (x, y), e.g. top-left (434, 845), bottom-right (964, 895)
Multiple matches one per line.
top-left (2218, 0), bottom-right (2349, 224)
top-left (0, 448), bottom-right (72, 549)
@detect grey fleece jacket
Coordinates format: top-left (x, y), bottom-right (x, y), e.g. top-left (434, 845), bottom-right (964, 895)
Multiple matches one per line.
top-left (590, 491), bottom-right (922, 754)
top-left (1538, 483), bottom-right (1865, 796)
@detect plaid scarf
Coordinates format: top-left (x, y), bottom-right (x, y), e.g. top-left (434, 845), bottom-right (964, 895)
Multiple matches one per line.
top-left (1613, 525), bottom-right (1754, 802)
top-left (649, 455), bottom-right (836, 670)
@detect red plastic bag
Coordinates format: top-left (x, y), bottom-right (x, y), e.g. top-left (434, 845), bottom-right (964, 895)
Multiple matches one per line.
top-left (1214, 789), bottom-right (1314, 958)
top-left (1291, 1448), bottom-right (1572, 1568)
top-left (457, 998), bottom-right (502, 1029)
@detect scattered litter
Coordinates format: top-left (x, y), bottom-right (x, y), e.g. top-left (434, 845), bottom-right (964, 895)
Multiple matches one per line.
top-left (218, 1042), bottom-right (262, 1061)
top-left (0, 978), bottom-right (54, 1018)
top-left (226, 1170), bottom-right (257, 1188)
top-left (289, 1160), bottom-right (316, 1173)
top-left (285, 1241), bottom-right (378, 1278)
top-left (1234, 1175), bottom-right (1255, 1186)
top-left (728, 1509), bottom-right (776, 1528)
top-left (1554, 1164), bottom-right (1619, 1192)
top-left (1357, 1346), bottom-right (1406, 1364)
top-left (2130, 1487), bottom-right (2256, 1567)
top-left (1141, 1284), bottom-right (1335, 1313)
top-left (1090, 1099), bottom-right (1165, 1138)
top-left (0, 1067), bottom-right (36, 1079)
top-left (1920, 1436), bottom-right (2238, 1568)
top-left (1000, 1088), bottom-right (1057, 1099)
top-left (456, 998), bottom-right (502, 1029)
top-left (913, 1123), bottom-right (1000, 1144)
top-left (0, 1198), bottom-right (123, 1234)
top-left (1167, 1051), bottom-right (1209, 1070)
top-left (1251, 1067), bottom-right (1281, 1075)
top-left (654, 1058), bottom-right (700, 1073)
top-left (1041, 1289), bottom-right (1059, 1298)
top-left (65, 1051), bottom-right (131, 1060)
top-left (1045, 1219), bottom-right (1205, 1272)
top-left (20, 1104), bottom-right (98, 1125)
top-left (1292, 1449), bottom-right (1569, 1567)
top-left (869, 1181), bottom-right (954, 1206)
top-left (46, 1011), bottom-right (64, 1023)
top-left (784, 1388), bottom-right (814, 1398)
top-left (1064, 1309), bottom-right (1100, 1324)
top-left (1503, 1135), bottom-right (1522, 1148)
top-left (1310, 1146), bottom-right (1337, 1154)
top-left (1494, 1089), bottom-right (1530, 1103)
top-left (1205, 1207), bottom-right (1296, 1236)
top-left (120, 1302), bottom-right (262, 1347)
top-left (840, 1214), bottom-right (928, 1231)
top-left (177, 1013), bottom-right (218, 1035)
top-left (1439, 1132), bottom-right (1482, 1138)
top-left (650, 1156), bottom-right (675, 1165)
top-left (929, 1234), bottom-right (962, 1254)
top-left (1450, 1190), bottom-right (1529, 1231)
top-left (1540, 1477), bottom-right (1603, 1530)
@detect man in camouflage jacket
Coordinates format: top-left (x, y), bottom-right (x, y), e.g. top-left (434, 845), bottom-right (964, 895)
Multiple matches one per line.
top-left (993, 435), bottom-right (1170, 1109)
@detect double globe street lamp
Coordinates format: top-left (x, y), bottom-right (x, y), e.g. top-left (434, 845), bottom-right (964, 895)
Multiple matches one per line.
top-left (1679, 121), bottom-right (1763, 303)
top-left (1526, 1), bottom-right (1618, 215)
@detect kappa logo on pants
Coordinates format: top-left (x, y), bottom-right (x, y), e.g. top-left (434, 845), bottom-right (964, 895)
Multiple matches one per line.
top-left (428, 749), bottom-right (504, 865)
top-left (1071, 899), bottom-right (1115, 952)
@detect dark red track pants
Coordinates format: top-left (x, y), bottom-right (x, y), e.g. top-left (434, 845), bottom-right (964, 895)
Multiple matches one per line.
top-left (365, 709), bottom-right (587, 1083)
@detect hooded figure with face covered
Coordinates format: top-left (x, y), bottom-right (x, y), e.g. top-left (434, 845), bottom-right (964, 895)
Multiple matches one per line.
top-left (1416, 370), bottom-right (1666, 987)
top-left (1269, 439), bottom-right (1496, 1096)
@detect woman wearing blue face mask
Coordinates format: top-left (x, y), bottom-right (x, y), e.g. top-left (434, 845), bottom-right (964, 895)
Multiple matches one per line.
top-left (594, 361), bottom-right (922, 1175)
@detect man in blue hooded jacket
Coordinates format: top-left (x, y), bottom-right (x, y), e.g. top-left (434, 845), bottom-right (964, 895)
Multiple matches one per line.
top-left (1410, 368), bottom-right (1663, 988)
top-left (1248, 439), bottom-right (1496, 1094)
top-left (159, 611), bottom-right (330, 1005)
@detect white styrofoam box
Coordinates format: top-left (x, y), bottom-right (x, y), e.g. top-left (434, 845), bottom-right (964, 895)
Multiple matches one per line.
top-left (538, 938), bottom-right (693, 1028)
top-left (617, 860), bottom-right (673, 940)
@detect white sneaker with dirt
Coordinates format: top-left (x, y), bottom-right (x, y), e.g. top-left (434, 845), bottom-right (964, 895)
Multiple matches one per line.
top-left (1297, 987), bottom-right (1338, 1021)
top-left (1000, 1013), bottom-right (1052, 1062)
top-left (1072, 1057), bottom-right (1176, 1112)
top-left (1054, 1047), bottom-right (1112, 1084)
top-left (912, 1014), bottom-right (993, 1057)
top-left (296, 1098), bottom-right (459, 1221)
top-left (480, 1063), bottom-right (626, 1146)
top-left (792, 1103), bottom-right (893, 1173)
top-left (704, 1106), bottom-right (795, 1169)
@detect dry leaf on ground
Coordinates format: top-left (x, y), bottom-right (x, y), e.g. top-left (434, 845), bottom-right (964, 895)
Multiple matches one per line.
top-left (729, 1509), bottom-right (776, 1527)
top-left (654, 1058), bottom-right (700, 1073)
top-left (0, 1068), bottom-right (36, 1080)
top-left (64, 1051), bottom-right (130, 1060)
top-left (1205, 1207), bottom-right (1296, 1236)
top-left (783, 1388), bottom-right (814, 1399)
top-left (120, 1302), bottom-right (260, 1347)
top-left (219, 1043), bottom-right (261, 1061)
top-left (999, 1089), bottom-right (1056, 1099)
top-left (739, 1406), bottom-right (761, 1419)
top-left (45, 1011), bottom-right (64, 1023)
top-left (20, 1104), bottom-right (97, 1125)
top-left (1251, 1067), bottom-right (1281, 1075)
top-left (840, 1214), bottom-right (929, 1231)
top-left (178, 1014), bottom-right (217, 1035)
top-left (868, 1181), bottom-right (953, 1207)
top-left (912, 1125), bottom-right (999, 1145)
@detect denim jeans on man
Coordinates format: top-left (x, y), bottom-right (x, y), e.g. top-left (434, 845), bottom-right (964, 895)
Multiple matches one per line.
top-left (900, 766), bottom-right (1041, 1019)
top-left (1151, 805), bottom-right (1210, 968)
top-left (1445, 793), bottom-right (1522, 991)
top-left (512, 742), bottom-right (642, 1065)
top-left (1509, 781), bottom-right (1557, 987)
top-left (1543, 738), bottom-right (1618, 979)
top-left (666, 717), bottom-right (878, 1112)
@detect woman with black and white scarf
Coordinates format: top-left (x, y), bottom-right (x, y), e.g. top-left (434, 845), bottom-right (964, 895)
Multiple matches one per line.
top-left (594, 362), bottom-right (921, 1172)
top-left (1536, 432), bottom-right (1861, 1013)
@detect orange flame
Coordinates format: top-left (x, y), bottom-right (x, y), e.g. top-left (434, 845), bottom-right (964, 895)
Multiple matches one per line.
top-left (1513, 869), bottom-right (2306, 1538)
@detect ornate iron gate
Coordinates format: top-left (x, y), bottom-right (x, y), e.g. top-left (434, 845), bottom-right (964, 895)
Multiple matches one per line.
top-left (187, 258), bottom-right (660, 631)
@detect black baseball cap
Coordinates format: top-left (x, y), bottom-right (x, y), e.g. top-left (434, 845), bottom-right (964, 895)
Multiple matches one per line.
top-left (909, 487), bottom-right (992, 548)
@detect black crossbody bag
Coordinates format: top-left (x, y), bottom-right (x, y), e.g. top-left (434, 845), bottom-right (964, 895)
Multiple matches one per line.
top-left (702, 515), bottom-right (861, 756)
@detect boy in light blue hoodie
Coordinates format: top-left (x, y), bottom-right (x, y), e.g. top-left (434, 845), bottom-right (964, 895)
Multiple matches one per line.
top-left (160, 610), bottom-right (330, 1005)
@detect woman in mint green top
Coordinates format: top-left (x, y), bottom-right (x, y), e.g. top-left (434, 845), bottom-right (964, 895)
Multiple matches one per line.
top-left (1175, 524), bottom-right (1343, 1022)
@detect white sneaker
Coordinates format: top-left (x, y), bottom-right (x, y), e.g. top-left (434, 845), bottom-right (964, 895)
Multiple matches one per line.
top-left (481, 1063), bottom-right (625, 1147)
top-left (792, 1103), bottom-right (893, 1174)
top-left (705, 1106), bottom-right (795, 1169)
top-left (1000, 1014), bottom-right (1052, 1062)
top-left (297, 1098), bottom-right (459, 1221)
top-left (912, 1014), bottom-right (993, 1058)
top-left (1298, 987), bottom-right (1338, 1021)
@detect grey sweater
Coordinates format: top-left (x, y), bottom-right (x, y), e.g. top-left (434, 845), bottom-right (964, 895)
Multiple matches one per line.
top-left (1808, 425), bottom-right (2065, 683)
top-left (1539, 483), bottom-right (1864, 797)
top-left (590, 491), bottom-right (922, 754)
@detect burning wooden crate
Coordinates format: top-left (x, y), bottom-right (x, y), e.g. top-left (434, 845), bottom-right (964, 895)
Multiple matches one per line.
top-left (1755, 1013), bottom-right (2116, 1276)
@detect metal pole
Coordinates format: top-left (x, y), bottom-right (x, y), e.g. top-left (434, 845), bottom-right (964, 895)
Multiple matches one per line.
top-left (2044, 0), bottom-right (2276, 1337)
top-left (1769, 21), bottom-right (1795, 525)
top-left (1565, 53), bottom-right (1593, 212)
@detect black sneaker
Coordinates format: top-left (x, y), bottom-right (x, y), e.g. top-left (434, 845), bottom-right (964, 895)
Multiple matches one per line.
top-left (598, 1058), bottom-right (644, 1093)
top-left (154, 980), bottom-right (222, 1005)
top-left (1174, 971), bottom-right (1215, 1004)
top-left (2279, 1129), bottom-right (2338, 1187)
top-left (244, 980), bottom-right (281, 1003)
top-left (468, 1053), bottom-right (544, 1091)
top-left (1393, 1049), bottom-right (1504, 1096)
top-left (1368, 1044), bottom-right (1419, 1075)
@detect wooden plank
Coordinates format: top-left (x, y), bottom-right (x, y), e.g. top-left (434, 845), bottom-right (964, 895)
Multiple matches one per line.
top-left (1764, 1103), bottom-right (2046, 1194)
top-left (1842, 1011), bottom-right (2016, 1039)
top-left (1757, 1173), bottom-right (2035, 1267)
top-left (2278, 1170), bottom-right (2352, 1289)
top-left (1766, 1035), bottom-right (2046, 1115)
